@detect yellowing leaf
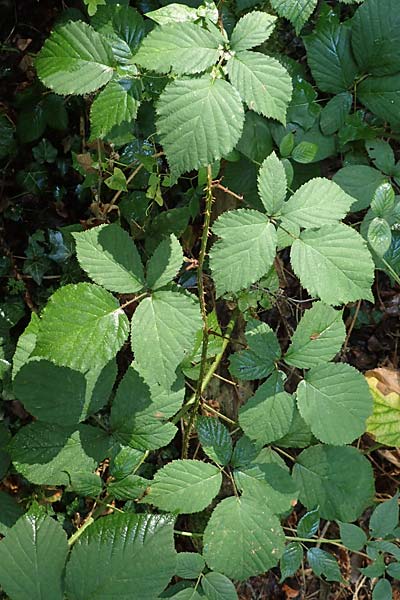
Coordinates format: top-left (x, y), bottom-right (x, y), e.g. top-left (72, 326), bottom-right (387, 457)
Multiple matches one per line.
top-left (366, 368), bottom-right (400, 446)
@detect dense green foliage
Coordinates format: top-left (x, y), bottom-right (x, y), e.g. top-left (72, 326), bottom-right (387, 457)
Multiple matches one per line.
top-left (0, 0), bottom-right (399, 598)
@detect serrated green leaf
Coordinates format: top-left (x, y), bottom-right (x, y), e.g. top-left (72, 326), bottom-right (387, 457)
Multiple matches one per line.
top-left (333, 165), bottom-right (387, 212)
top-left (234, 462), bottom-right (298, 515)
top-left (132, 290), bottom-right (201, 390)
top-left (68, 471), bottom-right (103, 497)
top-left (203, 496), bottom-right (285, 580)
top-left (257, 151), bottom-right (287, 216)
top-left (227, 51), bottom-right (292, 124)
top-left (280, 542), bottom-right (303, 581)
top-left (371, 183), bottom-right (395, 217)
top-left (12, 312), bottom-right (40, 379)
top-left (230, 436), bottom-right (260, 469)
top-left (358, 74), bottom-right (400, 128)
top-left (34, 283), bottom-right (130, 372)
top-left (236, 111), bottom-right (273, 163)
top-left (176, 553), bottom-right (205, 579)
top-left (146, 234), bottom-right (183, 290)
top-left (369, 493), bottom-right (399, 538)
top-left (293, 444), bottom-right (374, 521)
top-left (281, 178), bottom-right (353, 229)
top-left (270, 0), bottom-right (317, 34)
top-left (307, 548), bottom-right (342, 582)
top-left (111, 366), bottom-right (181, 451)
top-left (275, 407), bottom-right (315, 448)
top-left (239, 375), bottom-right (294, 445)
top-left (296, 363), bottom-right (373, 445)
top-left (297, 508), bottom-right (320, 538)
top-left (304, 21), bottom-right (358, 94)
top-left (107, 474), bottom-right (148, 500)
top-left (134, 22), bottom-right (223, 75)
top-left (91, 5), bottom-right (145, 62)
top-left (366, 141), bottom-right (395, 175)
top-left (145, 4), bottom-right (198, 26)
top-left (230, 12), bottom-right (276, 51)
top-left (73, 224), bottom-right (145, 293)
top-left (157, 76), bottom-right (244, 176)
top-left (291, 141), bottom-right (317, 164)
top-left (0, 491), bottom-right (24, 536)
top-left (201, 572), bottom-right (238, 600)
top-left (285, 302), bottom-right (345, 368)
top-left (0, 512), bottom-right (68, 600)
top-left (290, 223), bottom-right (374, 305)
top-left (66, 513), bottom-right (176, 600)
top-left (320, 92), bottom-right (352, 135)
top-left (368, 217), bottom-right (392, 257)
top-left (210, 209), bottom-right (277, 297)
top-left (90, 81), bottom-right (139, 140)
top-left (338, 522), bottom-right (367, 551)
top-left (36, 21), bottom-right (115, 95)
top-left (109, 445), bottom-right (145, 479)
top-left (196, 417), bottom-right (232, 466)
top-left (9, 422), bottom-right (109, 486)
top-left (145, 459), bottom-right (222, 514)
top-left (229, 319), bottom-right (281, 380)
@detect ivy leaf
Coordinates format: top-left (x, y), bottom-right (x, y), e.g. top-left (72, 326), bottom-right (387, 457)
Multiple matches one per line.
top-left (229, 319), bottom-right (281, 381)
top-left (296, 363), bottom-right (373, 445)
top-left (307, 548), bottom-right (342, 582)
top-left (210, 209), bottom-right (277, 297)
top-left (201, 572), bottom-right (238, 600)
top-left (131, 290), bottom-right (201, 390)
top-left (157, 76), bottom-right (244, 176)
top-left (293, 444), bottom-right (374, 521)
top-left (227, 51), bottom-right (292, 124)
top-left (281, 178), bottom-right (353, 229)
top-left (73, 224), bottom-right (145, 294)
top-left (36, 21), bottom-right (115, 95)
top-left (338, 522), bottom-right (367, 552)
top-left (9, 422), bottom-right (110, 486)
top-left (144, 459), bottom-right (222, 514)
top-left (90, 81), bottom-right (139, 140)
top-left (203, 496), bottom-right (285, 580)
top-left (134, 22), bottom-right (224, 75)
top-left (280, 542), bottom-right (303, 581)
top-left (65, 513), bottom-right (176, 600)
top-left (290, 224), bottom-right (374, 305)
top-left (196, 417), bottom-right (232, 466)
top-left (230, 12), bottom-right (276, 51)
top-left (176, 553), bottom-right (205, 579)
top-left (369, 493), bottom-right (399, 538)
top-left (104, 166), bottom-right (127, 191)
top-left (368, 217), bottom-right (392, 257)
top-left (285, 302), bottom-right (345, 368)
top-left (257, 152), bottom-right (287, 216)
top-left (270, 0), bottom-right (318, 34)
top-left (239, 374), bottom-right (295, 445)
top-left (146, 234), bottom-right (184, 291)
top-left (34, 283), bottom-right (130, 372)
top-left (0, 512), bottom-right (68, 600)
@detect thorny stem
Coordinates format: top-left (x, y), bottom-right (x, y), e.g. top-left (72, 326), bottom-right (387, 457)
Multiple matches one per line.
top-left (182, 165), bottom-right (214, 458)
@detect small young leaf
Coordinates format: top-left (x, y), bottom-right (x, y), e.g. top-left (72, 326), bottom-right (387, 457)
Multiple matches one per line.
top-left (230, 12), bottom-right (276, 52)
top-left (144, 459), bottom-right (222, 514)
top-left (68, 472), bottom-right (103, 497)
top-left (368, 217), bottom-right (392, 257)
top-left (257, 152), bottom-right (287, 216)
top-left (176, 553), bottom-right (205, 579)
top-left (291, 141), bottom-right (317, 164)
top-left (107, 474), bottom-right (148, 500)
top-left (196, 417), bottom-right (232, 466)
top-left (229, 319), bottom-right (281, 381)
top-left (369, 493), bottom-right (399, 539)
top-left (280, 542), bottom-right (303, 581)
top-left (270, 0), bottom-right (317, 34)
top-left (338, 522), bottom-right (367, 552)
top-left (371, 183), bottom-right (395, 217)
top-left (386, 562), bottom-right (400, 578)
top-left (146, 234), bottom-right (183, 291)
top-left (104, 166), bottom-right (127, 191)
top-left (307, 548), bottom-right (342, 582)
top-left (297, 508), bottom-right (320, 539)
top-left (201, 571), bottom-right (238, 600)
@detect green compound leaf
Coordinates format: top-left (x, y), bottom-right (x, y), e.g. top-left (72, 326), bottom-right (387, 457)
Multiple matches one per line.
top-left (36, 21), bottom-right (115, 95)
top-left (229, 319), bottom-right (281, 381)
top-left (134, 22), bottom-right (223, 75)
top-left (157, 76), bottom-right (244, 176)
top-left (9, 422), bottom-right (109, 486)
top-left (257, 152), bottom-right (287, 216)
top-left (146, 234), bottom-right (183, 291)
top-left (196, 417), bottom-right (232, 466)
top-left (73, 224), bottom-right (144, 293)
top-left (176, 553), bottom-right (205, 579)
top-left (280, 542), bottom-right (303, 581)
top-left (230, 12), bottom-right (276, 51)
top-left (239, 374), bottom-right (295, 445)
top-left (307, 548), bottom-right (342, 582)
top-left (203, 495), bottom-right (285, 580)
top-left (227, 51), bottom-right (292, 124)
top-left (34, 283), bottom-right (130, 372)
top-left (293, 444), bottom-right (375, 521)
top-left (131, 290), bottom-right (201, 391)
top-left (0, 512), bottom-right (68, 600)
top-left (304, 21), bottom-right (358, 94)
top-left (90, 81), bottom-right (139, 140)
top-left (270, 0), bottom-right (317, 34)
top-left (144, 459), bottom-right (222, 514)
top-left (281, 178), bottom-right (353, 229)
top-left (65, 513), bottom-right (176, 600)
top-left (201, 572), bottom-right (238, 600)
top-left (369, 493), bottom-right (399, 538)
top-left (296, 363), bottom-right (373, 445)
top-left (351, 0), bottom-right (400, 77)
top-left (285, 302), bottom-right (345, 368)
top-left (210, 209), bottom-right (277, 297)
top-left (290, 224), bottom-right (374, 305)
top-left (358, 74), bottom-right (400, 128)
top-left (110, 366), bottom-right (181, 451)
top-left (338, 522), bottom-right (367, 552)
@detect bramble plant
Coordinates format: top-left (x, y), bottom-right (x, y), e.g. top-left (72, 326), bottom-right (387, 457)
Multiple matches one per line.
top-left (0, 0), bottom-right (399, 599)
